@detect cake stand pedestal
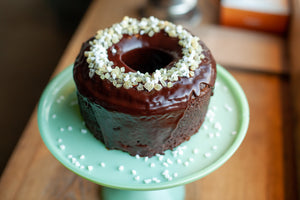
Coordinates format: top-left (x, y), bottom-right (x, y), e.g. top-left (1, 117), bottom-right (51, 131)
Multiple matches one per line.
top-left (38, 65), bottom-right (249, 200)
top-left (102, 186), bottom-right (185, 200)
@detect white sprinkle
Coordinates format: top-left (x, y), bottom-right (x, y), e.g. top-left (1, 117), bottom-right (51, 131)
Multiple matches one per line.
top-left (150, 163), bottom-right (156, 168)
top-left (134, 176), bottom-right (140, 181)
top-left (135, 154), bottom-right (140, 159)
top-left (206, 109), bottom-right (215, 119)
top-left (214, 122), bottom-right (222, 131)
top-left (172, 150), bottom-right (178, 158)
top-left (88, 166), bottom-right (94, 171)
top-left (80, 165), bottom-right (85, 169)
top-left (144, 179), bottom-right (152, 184)
top-left (189, 157), bottom-right (194, 162)
top-left (166, 158), bottom-right (173, 164)
top-left (124, 74), bottom-right (129, 81)
top-left (203, 124), bottom-right (208, 130)
top-left (71, 157), bottom-right (77, 164)
top-left (212, 145), bottom-right (218, 150)
top-left (111, 47), bottom-right (117, 54)
top-left (177, 159), bottom-right (182, 164)
top-left (208, 133), bottom-right (214, 138)
top-left (80, 155), bottom-right (85, 159)
top-left (67, 126), bottom-right (73, 131)
top-left (232, 131), bottom-right (237, 135)
top-left (163, 162), bottom-right (169, 167)
top-left (184, 161), bottom-right (189, 166)
top-left (173, 172), bottom-right (178, 177)
top-left (118, 165), bottom-right (124, 171)
top-left (158, 155), bottom-right (164, 161)
top-left (224, 104), bottom-right (233, 112)
top-left (68, 154), bottom-right (73, 158)
top-left (60, 128), bottom-right (65, 132)
top-left (216, 132), bottom-right (221, 137)
top-left (162, 170), bottom-right (169, 176)
top-left (52, 114), bottom-right (57, 119)
top-left (193, 148), bottom-right (199, 154)
top-left (178, 150), bottom-right (184, 156)
top-left (204, 152), bottom-right (211, 158)
top-left (152, 177), bottom-right (161, 183)
top-left (59, 144), bottom-right (66, 150)
top-left (107, 66), bottom-right (112, 72)
top-left (167, 177), bottom-right (173, 181)
top-left (131, 170), bottom-right (137, 175)
top-left (75, 161), bottom-right (80, 167)
top-left (57, 138), bottom-right (62, 143)
top-left (81, 129), bottom-right (87, 134)
top-left (98, 162), bottom-right (105, 168)
top-left (144, 157), bottom-right (149, 162)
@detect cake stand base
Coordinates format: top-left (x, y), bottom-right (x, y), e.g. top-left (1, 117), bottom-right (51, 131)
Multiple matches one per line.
top-left (102, 185), bottom-right (185, 200)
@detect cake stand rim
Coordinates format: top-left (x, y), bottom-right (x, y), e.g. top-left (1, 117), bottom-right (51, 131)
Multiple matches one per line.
top-left (37, 64), bottom-right (249, 191)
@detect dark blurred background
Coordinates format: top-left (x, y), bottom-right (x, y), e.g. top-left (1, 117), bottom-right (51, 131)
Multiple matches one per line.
top-left (0, 0), bottom-right (91, 174)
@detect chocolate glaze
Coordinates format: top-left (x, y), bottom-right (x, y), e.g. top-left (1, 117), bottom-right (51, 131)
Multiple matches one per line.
top-left (74, 31), bottom-right (216, 115)
top-left (121, 47), bottom-right (175, 73)
top-left (73, 30), bottom-right (216, 157)
top-left (112, 31), bottom-right (182, 74)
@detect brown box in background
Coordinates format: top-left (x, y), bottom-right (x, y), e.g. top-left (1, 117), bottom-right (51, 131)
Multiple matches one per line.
top-left (220, 0), bottom-right (290, 34)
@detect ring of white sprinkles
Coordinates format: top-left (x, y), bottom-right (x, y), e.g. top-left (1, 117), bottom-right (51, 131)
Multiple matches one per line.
top-left (84, 16), bottom-right (205, 92)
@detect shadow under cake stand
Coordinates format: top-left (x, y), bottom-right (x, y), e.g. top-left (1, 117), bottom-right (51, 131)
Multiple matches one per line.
top-left (38, 65), bottom-right (249, 200)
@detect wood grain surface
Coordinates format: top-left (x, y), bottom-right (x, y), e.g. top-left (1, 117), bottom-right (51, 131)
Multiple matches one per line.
top-left (0, 0), bottom-right (297, 199)
top-left (289, 0), bottom-right (300, 196)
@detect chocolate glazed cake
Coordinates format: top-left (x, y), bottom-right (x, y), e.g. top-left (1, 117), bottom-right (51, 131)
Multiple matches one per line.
top-left (73, 17), bottom-right (216, 157)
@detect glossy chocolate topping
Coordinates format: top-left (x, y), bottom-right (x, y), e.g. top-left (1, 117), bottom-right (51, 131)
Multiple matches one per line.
top-left (73, 30), bottom-right (216, 115)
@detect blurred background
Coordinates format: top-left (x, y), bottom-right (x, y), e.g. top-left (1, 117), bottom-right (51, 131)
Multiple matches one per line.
top-left (0, 1), bottom-right (299, 194)
top-left (0, 0), bottom-right (91, 173)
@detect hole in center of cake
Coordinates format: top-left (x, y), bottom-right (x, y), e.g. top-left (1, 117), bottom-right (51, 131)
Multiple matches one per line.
top-left (121, 47), bottom-right (175, 74)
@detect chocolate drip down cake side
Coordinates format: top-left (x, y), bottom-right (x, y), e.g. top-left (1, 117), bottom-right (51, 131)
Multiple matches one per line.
top-left (73, 16), bottom-right (217, 157)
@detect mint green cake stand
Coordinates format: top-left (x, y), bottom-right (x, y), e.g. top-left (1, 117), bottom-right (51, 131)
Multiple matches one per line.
top-left (38, 64), bottom-right (249, 200)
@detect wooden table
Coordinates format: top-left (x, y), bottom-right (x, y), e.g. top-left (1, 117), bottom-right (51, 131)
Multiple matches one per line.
top-left (0, 0), bottom-right (298, 199)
